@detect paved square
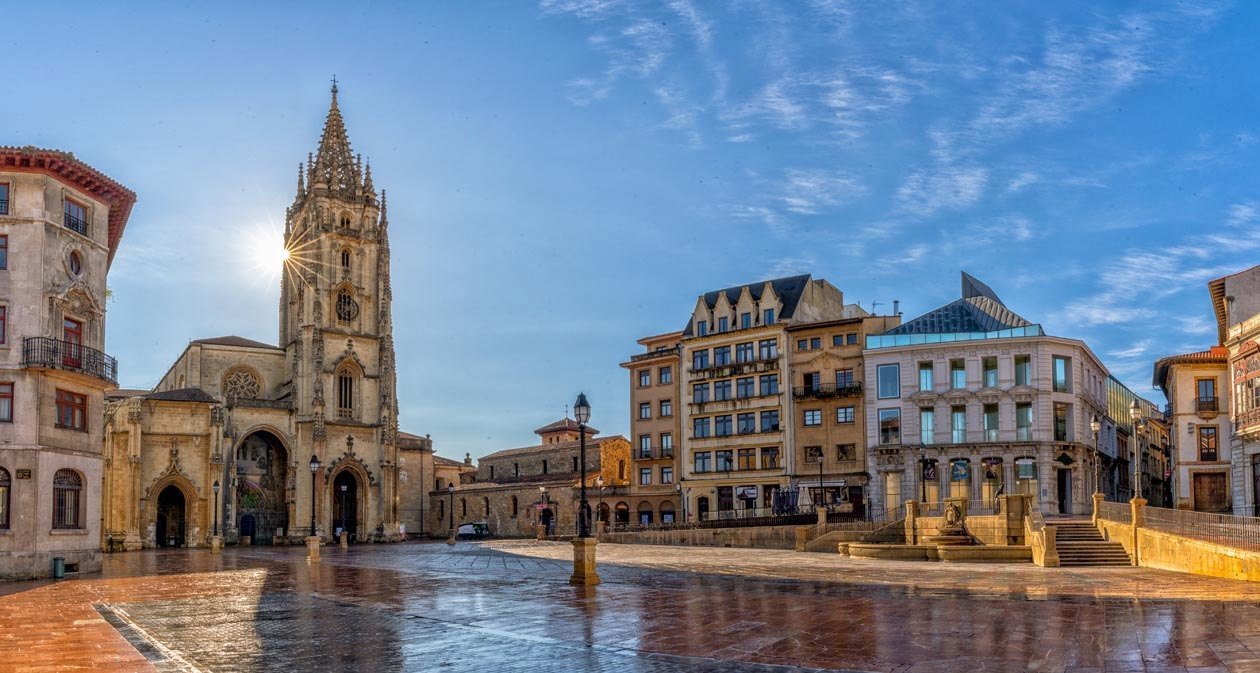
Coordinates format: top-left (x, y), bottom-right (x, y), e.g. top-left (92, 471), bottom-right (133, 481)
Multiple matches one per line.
top-left (2, 541), bottom-right (1260, 672)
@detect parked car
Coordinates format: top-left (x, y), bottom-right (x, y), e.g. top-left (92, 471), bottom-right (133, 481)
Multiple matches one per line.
top-left (457, 522), bottom-right (490, 539)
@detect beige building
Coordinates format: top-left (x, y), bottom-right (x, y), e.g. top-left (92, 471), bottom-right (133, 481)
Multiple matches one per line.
top-left (431, 419), bottom-right (630, 536)
top-left (397, 431), bottom-right (434, 537)
top-left (101, 85), bottom-right (424, 549)
top-left (864, 273), bottom-right (1110, 517)
top-left (786, 313), bottom-right (899, 513)
top-left (1153, 347), bottom-right (1231, 511)
top-left (0, 147), bottom-right (135, 579)
top-left (679, 275), bottom-right (848, 520)
top-left (620, 331), bottom-right (682, 525)
top-left (1211, 264), bottom-right (1260, 514)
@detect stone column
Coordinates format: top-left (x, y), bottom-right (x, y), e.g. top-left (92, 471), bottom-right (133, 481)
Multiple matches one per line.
top-left (569, 537), bottom-right (600, 586)
top-left (210, 535), bottom-right (223, 554)
top-left (1129, 497), bottom-right (1146, 566)
top-left (306, 535), bottom-right (321, 562)
top-left (1092, 492), bottom-right (1105, 526)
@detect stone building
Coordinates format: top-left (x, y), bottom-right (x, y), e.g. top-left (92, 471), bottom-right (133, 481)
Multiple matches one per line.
top-left (620, 331), bottom-right (682, 525)
top-left (101, 85), bottom-right (425, 548)
top-left (1154, 347), bottom-right (1231, 511)
top-left (396, 431), bottom-right (434, 538)
top-left (678, 275), bottom-right (849, 520)
top-left (863, 273), bottom-right (1110, 517)
top-left (785, 311), bottom-right (899, 513)
top-left (0, 146), bottom-right (135, 578)
top-left (1210, 264), bottom-right (1260, 515)
top-left (431, 419), bottom-right (629, 537)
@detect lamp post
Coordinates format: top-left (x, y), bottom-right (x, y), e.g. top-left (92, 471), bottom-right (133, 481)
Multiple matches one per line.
top-left (575, 393), bottom-right (591, 538)
top-left (919, 448), bottom-right (928, 503)
top-left (447, 484), bottom-right (455, 544)
top-left (308, 455), bottom-right (320, 538)
top-left (212, 480), bottom-right (221, 536)
top-left (339, 482), bottom-right (348, 535)
top-left (1129, 400), bottom-right (1144, 501)
top-left (570, 392), bottom-right (599, 586)
top-left (1090, 415), bottom-right (1102, 496)
top-left (595, 475), bottom-right (604, 531)
top-left (306, 455), bottom-right (321, 562)
top-left (675, 482), bottom-right (685, 523)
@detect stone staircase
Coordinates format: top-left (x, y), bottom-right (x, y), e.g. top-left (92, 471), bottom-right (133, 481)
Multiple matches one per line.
top-left (1053, 520), bottom-right (1132, 567)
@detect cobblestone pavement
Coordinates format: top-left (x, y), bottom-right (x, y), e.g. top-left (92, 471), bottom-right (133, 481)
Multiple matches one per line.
top-left (3, 540), bottom-right (1260, 673)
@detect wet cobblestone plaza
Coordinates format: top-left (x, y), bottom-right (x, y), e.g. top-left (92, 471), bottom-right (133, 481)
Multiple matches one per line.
top-left (4, 541), bottom-right (1260, 673)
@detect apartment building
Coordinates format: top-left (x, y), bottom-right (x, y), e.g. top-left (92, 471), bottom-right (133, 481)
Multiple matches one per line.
top-left (620, 331), bottom-right (682, 525)
top-left (785, 313), bottom-right (900, 513)
top-left (863, 273), bottom-right (1109, 517)
top-left (679, 275), bottom-right (847, 520)
top-left (1154, 348), bottom-right (1231, 511)
top-left (0, 147), bottom-right (135, 578)
top-left (1210, 265), bottom-right (1260, 515)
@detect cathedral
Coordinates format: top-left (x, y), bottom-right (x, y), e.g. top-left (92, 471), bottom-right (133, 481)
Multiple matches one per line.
top-left (102, 85), bottom-right (431, 549)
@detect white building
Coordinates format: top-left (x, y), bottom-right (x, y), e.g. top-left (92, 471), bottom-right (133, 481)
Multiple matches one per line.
top-left (1210, 265), bottom-right (1260, 515)
top-left (863, 273), bottom-right (1109, 517)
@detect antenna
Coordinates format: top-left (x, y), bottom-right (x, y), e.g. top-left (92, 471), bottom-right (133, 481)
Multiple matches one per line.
top-left (870, 301), bottom-right (883, 313)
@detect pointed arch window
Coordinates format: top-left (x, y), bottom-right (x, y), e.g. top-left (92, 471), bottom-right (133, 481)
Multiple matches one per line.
top-left (336, 368), bottom-right (356, 418)
top-left (340, 248), bottom-right (352, 272)
top-left (53, 469), bottom-right (83, 529)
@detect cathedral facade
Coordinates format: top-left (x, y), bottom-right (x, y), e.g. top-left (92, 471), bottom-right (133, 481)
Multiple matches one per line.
top-left (102, 86), bottom-right (427, 549)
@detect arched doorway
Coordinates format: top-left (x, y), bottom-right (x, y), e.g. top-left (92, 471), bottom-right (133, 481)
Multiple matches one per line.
top-left (156, 485), bottom-right (185, 548)
top-left (235, 431), bottom-right (289, 544)
top-left (596, 502), bottom-right (610, 524)
top-left (614, 501), bottom-right (630, 525)
top-left (697, 496), bottom-right (710, 521)
top-left (332, 470), bottom-right (359, 540)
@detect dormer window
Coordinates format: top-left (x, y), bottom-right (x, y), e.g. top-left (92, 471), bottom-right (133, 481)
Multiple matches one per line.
top-left (63, 198), bottom-right (88, 236)
top-left (763, 308), bottom-right (775, 324)
top-left (697, 320), bottom-right (708, 336)
top-left (717, 317), bottom-right (728, 333)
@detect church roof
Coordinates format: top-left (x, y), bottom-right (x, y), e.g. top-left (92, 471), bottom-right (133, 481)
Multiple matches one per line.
top-left (479, 435), bottom-right (625, 462)
top-left (191, 335), bottom-right (278, 349)
top-left (307, 81), bottom-right (369, 200)
top-left (144, 387), bottom-right (219, 403)
top-left (884, 272), bottom-right (1031, 335)
top-left (534, 418), bottom-right (598, 436)
top-left (681, 274), bottom-right (813, 337)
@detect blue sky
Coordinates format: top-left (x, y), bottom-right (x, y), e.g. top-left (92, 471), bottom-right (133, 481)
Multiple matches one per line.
top-left (7, 1), bottom-right (1259, 457)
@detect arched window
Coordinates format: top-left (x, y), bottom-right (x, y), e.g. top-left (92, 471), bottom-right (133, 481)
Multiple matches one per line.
top-left (0, 468), bottom-right (9, 529)
top-left (340, 214), bottom-right (352, 228)
top-left (483, 497), bottom-right (490, 516)
top-left (340, 248), bottom-right (351, 271)
top-left (53, 469), bottom-right (83, 529)
top-left (337, 369), bottom-right (355, 418)
top-left (510, 495), bottom-right (518, 517)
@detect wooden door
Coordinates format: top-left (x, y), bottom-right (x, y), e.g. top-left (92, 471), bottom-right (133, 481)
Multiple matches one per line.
top-left (1192, 472), bottom-right (1229, 513)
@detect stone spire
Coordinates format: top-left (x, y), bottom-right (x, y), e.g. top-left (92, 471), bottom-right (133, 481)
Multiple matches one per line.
top-left (296, 163), bottom-right (306, 199)
top-left (363, 159), bottom-right (375, 197)
top-left (311, 80), bottom-right (361, 197)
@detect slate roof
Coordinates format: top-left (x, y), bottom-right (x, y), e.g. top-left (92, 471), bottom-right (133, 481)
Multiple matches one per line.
top-left (191, 336), bottom-right (279, 349)
top-left (681, 274), bottom-right (813, 337)
top-left (534, 418), bottom-right (599, 436)
top-left (106, 388), bottom-right (151, 399)
top-left (479, 435), bottom-right (626, 463)
top-left (884, 272), bottom-right (1031, 335)
top-left (433, 454), bottom-right (470, 468)
top-left (143, 387), bottom-right (219, 403)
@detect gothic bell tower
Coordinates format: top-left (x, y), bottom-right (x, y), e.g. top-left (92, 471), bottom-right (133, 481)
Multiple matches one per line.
top-left (279, 82), bottom-right (401, 537)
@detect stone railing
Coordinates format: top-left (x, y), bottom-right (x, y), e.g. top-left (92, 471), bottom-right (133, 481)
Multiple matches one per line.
top-left (1025, 509), bottom-right (1058, 567)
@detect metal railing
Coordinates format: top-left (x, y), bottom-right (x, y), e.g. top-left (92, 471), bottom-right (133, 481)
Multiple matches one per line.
top-left (1097, 500), bottom-right (1132, 524)
top-left (1195, 396), bottom-right (1219, 413)
top-left (791, 382), bottom-right (863, 400)
top-left (635, 447), bottom-right (674, 460)
top-left (1143, 506), bottom-right (1260, 552)
top-left (22, 337), bottom-right (117, 384)
top-left (825, 505), bottom-right (899, 531)
top-left (64, 212), bottom-right (89, 236)
top-left (628, 346), bottom-right (680, 362)
top-left (607, 507), bottom-right (816, 533)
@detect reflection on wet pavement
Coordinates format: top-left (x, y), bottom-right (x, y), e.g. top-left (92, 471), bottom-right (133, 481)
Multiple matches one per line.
top-left (3, 540), bottom-right (1260, 672)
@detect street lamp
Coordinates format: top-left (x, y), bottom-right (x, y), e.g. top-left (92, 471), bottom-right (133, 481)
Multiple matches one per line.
top-left (212, 480), bottom-right (220, 536)
top-left (595, 475), bottom-right (604, 530)
top-left (675, 482), bottom-right (686, 523)
top-left (1090, 415), bottom-right (1102, 497)
top-left (574, 393), bottom-right (592, 538)
top-left (918, 448), bottom-right (929, 502)
top-left (1129, 399), bottom-right (1144, 501)
top-left (308, 454), bottom-right (320, 538)
top-left (447, 484), bottom-right (455, 534)
top-left (339, 482), bottom-right (348, 536)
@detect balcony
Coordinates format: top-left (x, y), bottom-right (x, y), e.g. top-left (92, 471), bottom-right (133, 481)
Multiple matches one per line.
top-left (1195, 396), bottom-right (1219, 415)
top-left (22, 337), bottom-right (117, 384)
top-left (635, 447), bottom-right (675, 460)
top-left (792, 382), bottom-right (863, 400)
top-left (688, 355), bottom-right (778, 377)
top-left (64, 213), bottom-right (89, 237)
top-left (628, 346), bottom-right (680, 363)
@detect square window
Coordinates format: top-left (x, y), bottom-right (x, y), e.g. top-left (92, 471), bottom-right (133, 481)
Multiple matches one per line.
top-left (878, 408), bottom-right (901, 445)
top-left (810, 337), bottom-right (821, 350)
top-left (660, 399), bottom-right (672, 417)
top-left (638, 370), bottom-right (650, 387)
top-left (659, 366), bottom-right (672, 384)
top-left (877, 364), bottom-right (900, 399)
top-left (836, 406), bottom-right (855, 423)
top-left (803, 409), bottom-right (822, 426)
top-left (836, 444), bottom-right (856, 461)
top-left (55, 389), bottom-right (87, 431)
top-left (760, 410), bottom-right (780, 432)
top-left (846, 333), bottom-right (858, 345)
top-left (639, 402), bottom-right (651, 419)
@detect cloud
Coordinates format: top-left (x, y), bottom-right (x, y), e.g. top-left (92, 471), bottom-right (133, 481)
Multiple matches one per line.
top-left (1062, 244), bottom-right (1230, 327)
top-left (1109, 338), bottom-right (1153, 359)
top-left (895, 165), bottom-right (988, 217)
top-left (731, 168), bottom-right (867, 236)
top-left (1005, 171), bottom-right (1040, 194)
top-left (766, 255), bottom-right (817, 278)
top-left (1226, 201), bottom-right (1257, 227)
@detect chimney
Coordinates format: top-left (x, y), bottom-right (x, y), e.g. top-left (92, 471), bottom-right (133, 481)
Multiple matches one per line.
top-left (892, 300), bottom-right (900, 316)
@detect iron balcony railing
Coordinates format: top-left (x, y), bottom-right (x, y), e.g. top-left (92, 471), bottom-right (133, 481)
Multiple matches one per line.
top-left (791, 382), bottom-right (863, 400)
top-left (64, 213), bottom-right (89, 236)
top-left (1143, 505), bottom-right (1260, 552)
top-left (635, 447), bottom-right (675, 460)
top-left (22, 337), bottom-right (117, 384)
top-left (628, 346), bottom-right (681, 363)
top-left (1195, 396), bottom-right (1219, 413)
